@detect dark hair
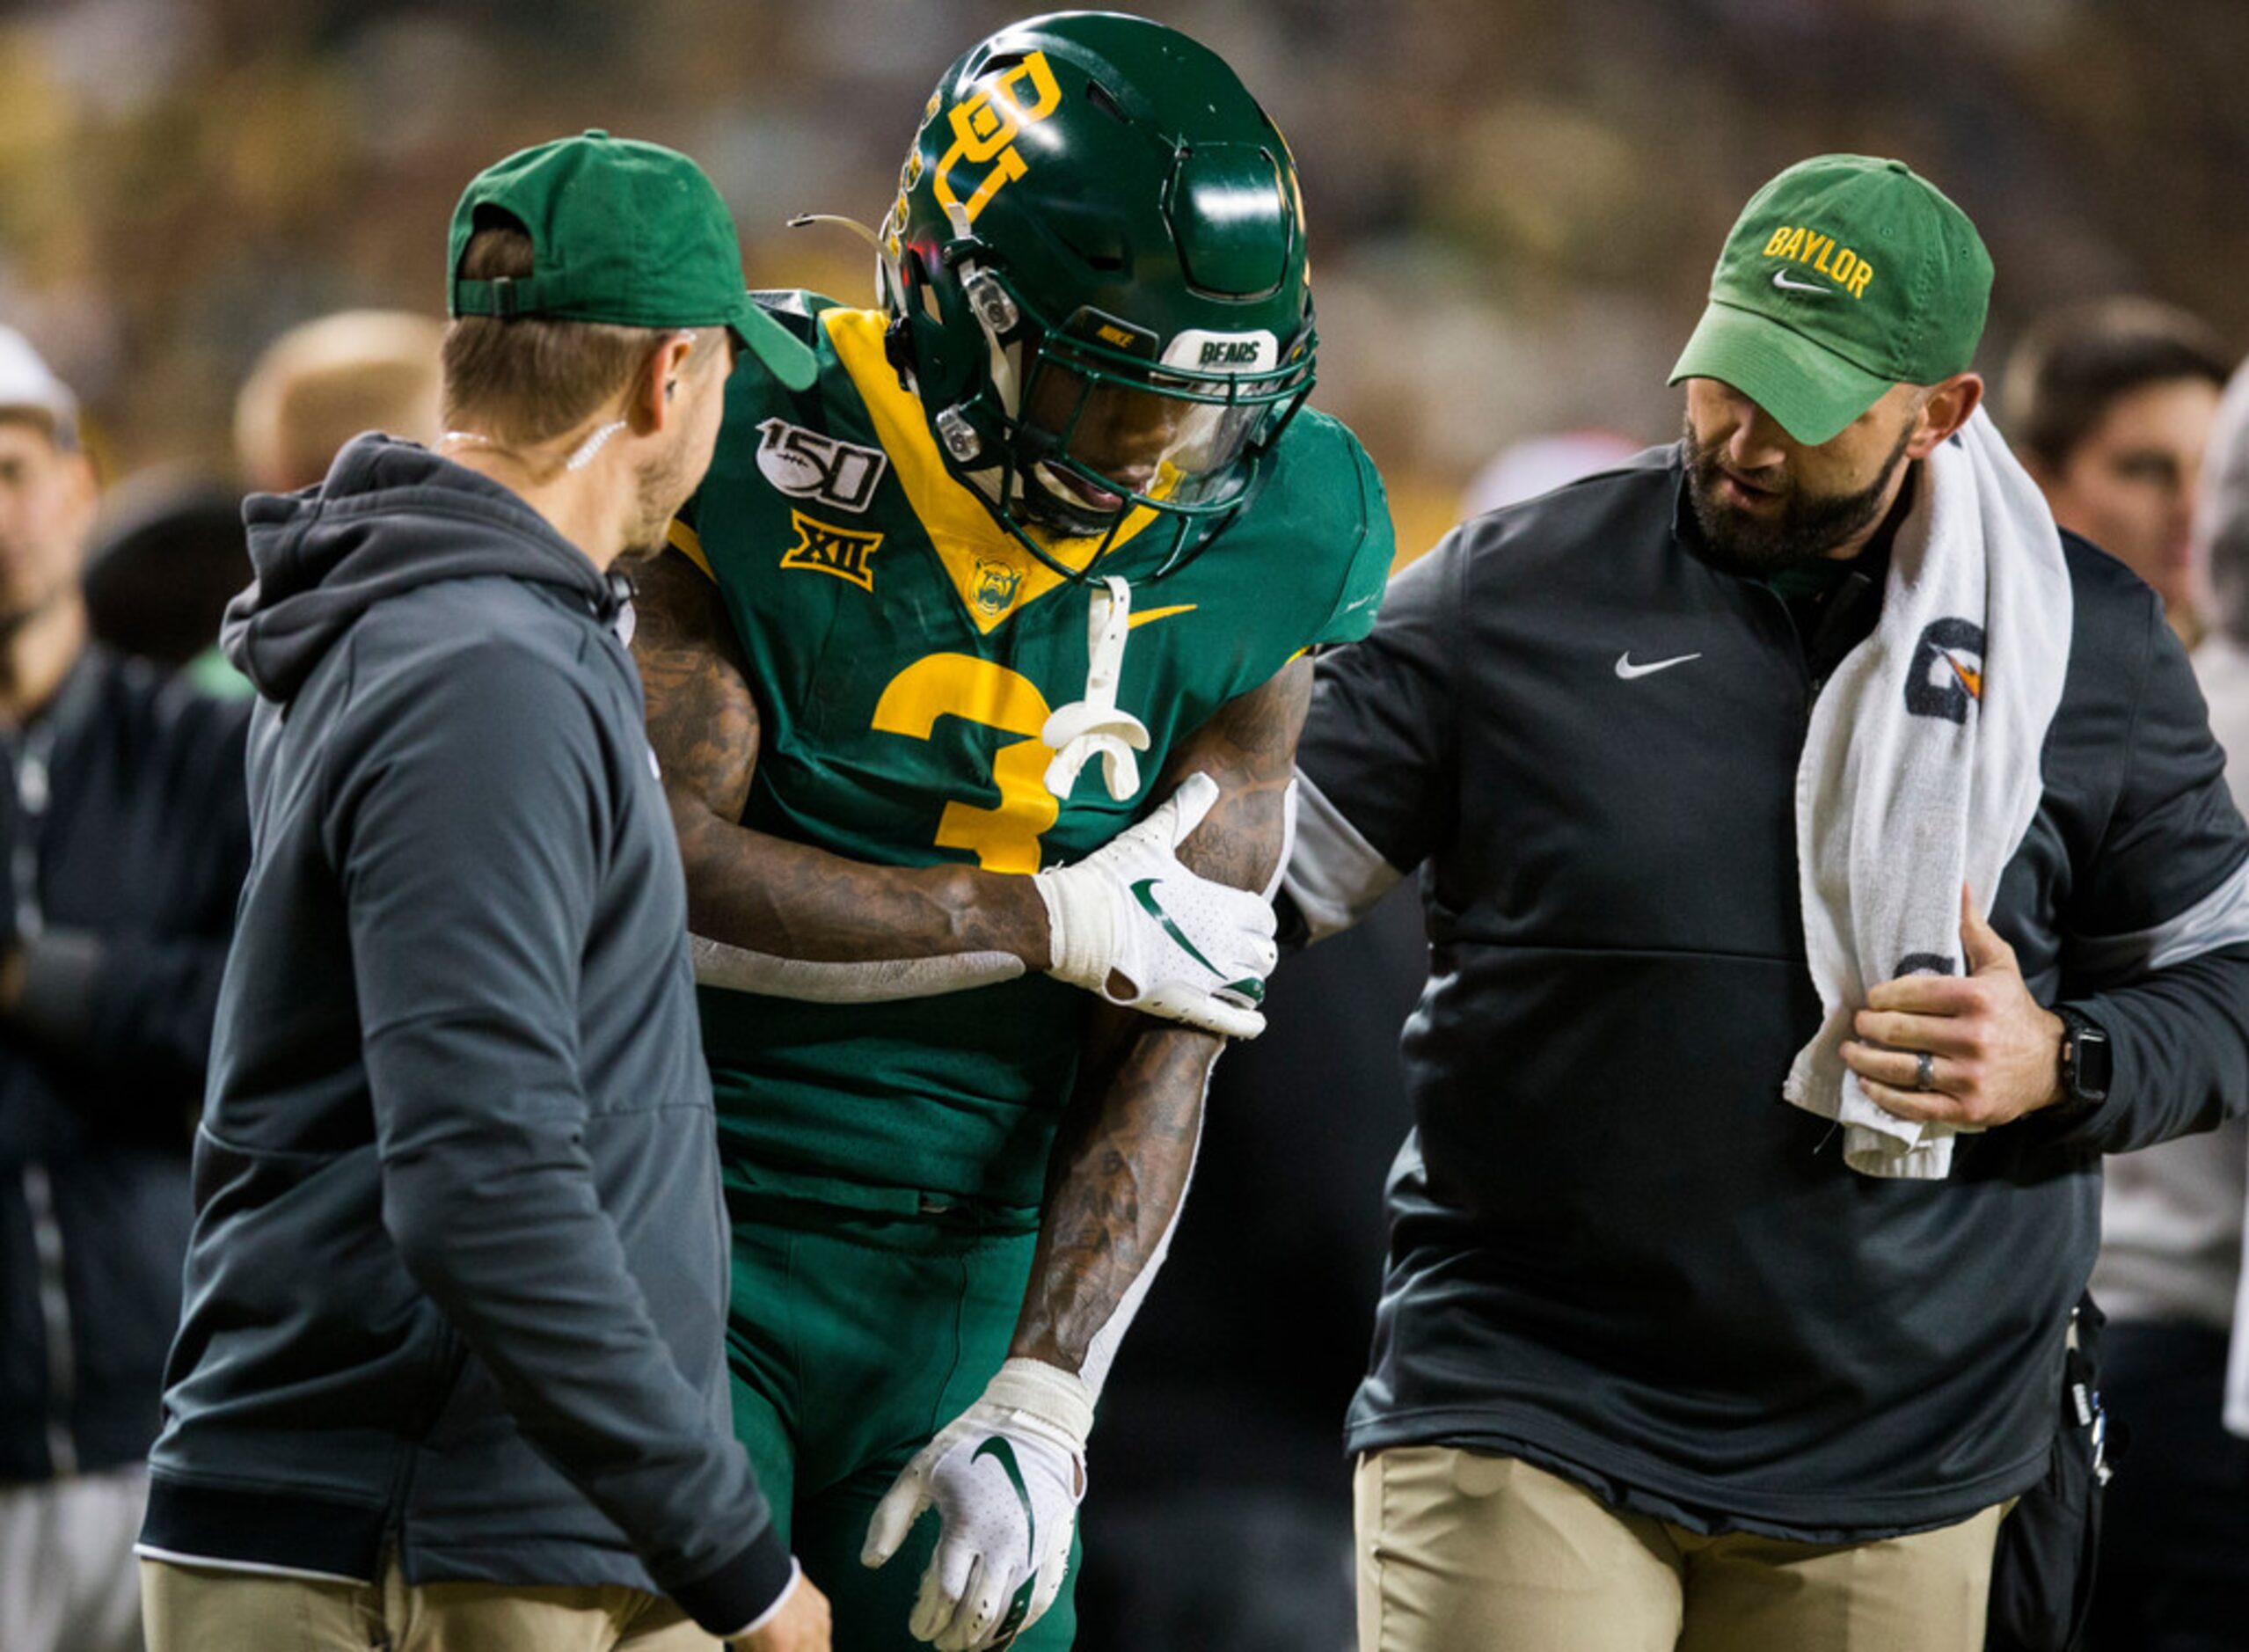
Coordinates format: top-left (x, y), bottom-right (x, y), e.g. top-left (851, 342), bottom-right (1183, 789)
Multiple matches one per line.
top-left (440, 214), bottom-right (669, 445)
top-left (2002, 297), bottom-right (2232, 472)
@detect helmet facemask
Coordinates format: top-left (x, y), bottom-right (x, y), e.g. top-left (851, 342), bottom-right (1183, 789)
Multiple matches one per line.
top-left (944, 262), bottom-right (1315, 565)
top-left (873, 16), bottom-right (1320, 583)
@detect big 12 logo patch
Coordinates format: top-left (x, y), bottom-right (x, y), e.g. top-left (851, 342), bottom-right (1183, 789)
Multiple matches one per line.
top-left (756, 418), bottom-right (889, 512)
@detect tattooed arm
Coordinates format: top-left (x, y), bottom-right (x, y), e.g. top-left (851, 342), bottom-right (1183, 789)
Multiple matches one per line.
top-left (632, 548), bottom-right (1053, 968)
top-left (858, 661), bottom-right (1308, 1634)
top-left (1012, 654), bottom-right (1311, 1376)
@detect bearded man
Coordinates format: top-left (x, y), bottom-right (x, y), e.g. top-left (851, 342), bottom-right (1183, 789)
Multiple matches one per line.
top-left (1282, 154), bottom-right (2249, 1652)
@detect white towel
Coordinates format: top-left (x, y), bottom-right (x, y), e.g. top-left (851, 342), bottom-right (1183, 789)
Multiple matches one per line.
top-left (1785, 408), bottom-right (2074, 1179)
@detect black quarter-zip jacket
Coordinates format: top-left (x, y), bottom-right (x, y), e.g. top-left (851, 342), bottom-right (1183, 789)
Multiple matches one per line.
top-left (1291, 443), bottom-right (2249, 1539)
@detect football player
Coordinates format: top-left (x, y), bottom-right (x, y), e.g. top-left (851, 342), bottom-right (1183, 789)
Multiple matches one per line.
top-left (631, 14), bottom-right (1395, 1649)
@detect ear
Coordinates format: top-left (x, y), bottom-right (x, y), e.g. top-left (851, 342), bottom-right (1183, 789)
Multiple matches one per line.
top-left (1903, 372), bottom-right (1983, 460)
top-left (628, 333), bottom-right (699, 435)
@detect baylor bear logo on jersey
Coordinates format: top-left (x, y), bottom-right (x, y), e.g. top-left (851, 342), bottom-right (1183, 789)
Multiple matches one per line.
top-left (756, 418), bottom-right (888, 512)
top-left (971, 558), bottom-right (1024, 616)
top-left (780, 510), bottom-right (884, 593)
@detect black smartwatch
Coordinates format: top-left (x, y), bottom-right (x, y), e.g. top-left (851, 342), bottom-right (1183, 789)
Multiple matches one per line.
top-left (2053, 1005), bottom-right (2112, 1112)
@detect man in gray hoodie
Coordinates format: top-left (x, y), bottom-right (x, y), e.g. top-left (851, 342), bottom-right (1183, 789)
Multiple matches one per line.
top-left (137, 132), bottom-right (832, 1652)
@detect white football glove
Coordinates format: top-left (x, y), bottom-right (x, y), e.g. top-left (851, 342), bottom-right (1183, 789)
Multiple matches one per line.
top-left (1033, 771), bottom-right (1277, 1040)
top-left (861, 1360), bottom-right (1092, 1652)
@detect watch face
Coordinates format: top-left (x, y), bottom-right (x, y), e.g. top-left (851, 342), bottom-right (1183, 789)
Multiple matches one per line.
top-left (2071, 1026), bottom-right (2113, 1102)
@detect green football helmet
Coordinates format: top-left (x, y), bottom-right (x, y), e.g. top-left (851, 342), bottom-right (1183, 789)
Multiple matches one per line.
top-left (876, 11), bottom-right (1316, 577)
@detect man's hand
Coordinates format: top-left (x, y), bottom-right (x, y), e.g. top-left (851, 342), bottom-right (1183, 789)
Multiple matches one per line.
top-left (731, 1567), bottom-right (832, 1652)
top-left (1843, 886), bottom-right (2066, 1129)
top-left (860, 1360), bottom-right (1091, 1652)
top-left (1035, 772), bottom-right (1277, 1039)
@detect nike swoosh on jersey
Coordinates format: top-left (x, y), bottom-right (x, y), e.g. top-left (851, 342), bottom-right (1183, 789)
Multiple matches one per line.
top-left (1771, 269), bottom-right (1830, 295)
top-left (1615, 651), bottom-right (1703, 679)
top-left (1127, 603), bottom-right (1198, 630)
top-left (1130, 877), bottom-right (1220, 975)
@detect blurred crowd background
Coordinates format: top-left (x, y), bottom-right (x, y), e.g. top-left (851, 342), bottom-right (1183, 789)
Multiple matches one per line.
top-left (4, 0), bottom-right (2247, 554)
top-left (6, 3), bottom-right (2249, 1649)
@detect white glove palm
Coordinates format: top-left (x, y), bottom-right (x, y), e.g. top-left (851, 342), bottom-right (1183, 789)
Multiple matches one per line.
top-left (1034, 771), bottom-right (1277, 1040)
top-left (861, 1361), bottom-right (1092, 1651)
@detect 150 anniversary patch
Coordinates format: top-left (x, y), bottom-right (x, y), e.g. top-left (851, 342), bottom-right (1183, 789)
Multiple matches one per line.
top-left (756, 417), bottom-right (889, 512)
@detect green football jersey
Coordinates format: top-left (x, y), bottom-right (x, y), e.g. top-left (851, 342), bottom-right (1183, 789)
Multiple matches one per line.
top-left (678, 293), bottom-right (1394, 1214)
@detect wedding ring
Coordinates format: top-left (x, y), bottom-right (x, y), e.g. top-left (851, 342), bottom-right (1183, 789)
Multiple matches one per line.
top-left (1915, 1049), bottom-right (1936, 1093)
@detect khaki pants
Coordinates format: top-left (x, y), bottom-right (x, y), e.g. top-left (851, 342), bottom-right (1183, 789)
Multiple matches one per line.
top-left (1355, 1446), bottom-right (2008, 1652)
top-left (141, 1554), bottom-right (722, 1652)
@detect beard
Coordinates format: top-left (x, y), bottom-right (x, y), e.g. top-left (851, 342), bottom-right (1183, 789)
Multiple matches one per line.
top-left (1683, 415), bottom-right (1915, 577)
top-left (617, 438), bottom-right (701, 562)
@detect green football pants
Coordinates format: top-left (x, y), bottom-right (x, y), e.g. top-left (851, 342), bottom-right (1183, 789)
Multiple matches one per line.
top-left (727, 1200), bottom-right (1080, 1652)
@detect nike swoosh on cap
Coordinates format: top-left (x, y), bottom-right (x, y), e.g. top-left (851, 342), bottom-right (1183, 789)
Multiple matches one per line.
top-left (1771, 269), bottom-right (1829, 295)
top-left (1615, 651), bottom-right (1703, 680)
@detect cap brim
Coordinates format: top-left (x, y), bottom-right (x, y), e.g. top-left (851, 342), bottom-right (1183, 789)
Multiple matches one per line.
top-left (0, 400), bottom-right (78, 450)
top-left (727, 297), bottom-right (818, 391)
top-left (1668, 301), bottom-right (1892, 447)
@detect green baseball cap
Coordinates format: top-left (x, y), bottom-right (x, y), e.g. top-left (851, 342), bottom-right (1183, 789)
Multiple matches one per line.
top-left (1668, 154), bottom-right (1992, 445)
top-left (448, 129), bottom-right (815, 391)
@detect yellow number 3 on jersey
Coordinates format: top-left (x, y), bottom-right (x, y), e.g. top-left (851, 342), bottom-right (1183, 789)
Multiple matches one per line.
top-left (872, 654), bottom-right (1059, 875)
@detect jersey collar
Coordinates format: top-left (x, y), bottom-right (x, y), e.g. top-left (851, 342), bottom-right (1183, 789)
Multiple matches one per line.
top-left (821, 306), bottom-right (1163, 634)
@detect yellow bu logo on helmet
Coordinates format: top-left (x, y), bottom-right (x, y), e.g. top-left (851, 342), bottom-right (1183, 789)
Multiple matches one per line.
top-left (933, 51), bottom-right (1064, 228)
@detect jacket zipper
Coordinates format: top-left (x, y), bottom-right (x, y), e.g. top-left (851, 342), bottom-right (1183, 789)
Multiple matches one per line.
top-left (9, 718), bottom-right (76, 1477)
top-left (1749, 581), bottom-right (1819, 727)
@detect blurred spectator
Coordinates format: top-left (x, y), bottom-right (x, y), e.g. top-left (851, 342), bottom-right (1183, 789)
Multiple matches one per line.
top-left (0, 326), bottom-right (252, 1652)
top-left (232, 309), bottom-right (445, 493)
top-left (2086, 357), bottom-right (2249, 1652)
top-left (83, 473), bottom-right (247, 676)
top-left (2004, 297), bottom-right (2233, 647)
top-left (1076, 883), bottom-right (1422, 1652)
top-left (84, 311), bottom-right (442, 685)
top-left (1457, 428), bottom-right (1642, 520)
